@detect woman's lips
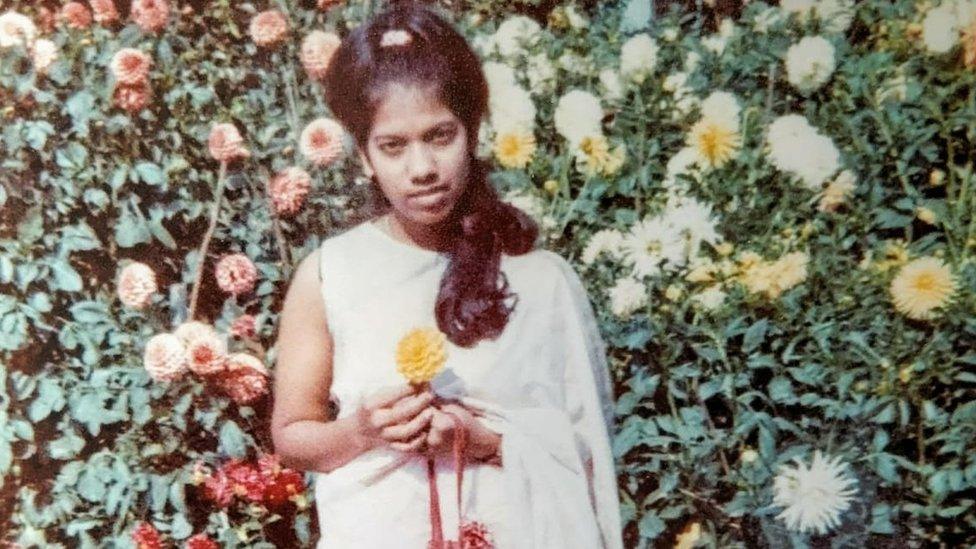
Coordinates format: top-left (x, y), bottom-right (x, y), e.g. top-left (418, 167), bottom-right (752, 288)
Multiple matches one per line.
top-left (409, 186), bottom-right (449, 207)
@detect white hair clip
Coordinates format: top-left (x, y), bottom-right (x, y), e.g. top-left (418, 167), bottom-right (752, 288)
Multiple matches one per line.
top-left (379, 29), bottom-right (412, 48)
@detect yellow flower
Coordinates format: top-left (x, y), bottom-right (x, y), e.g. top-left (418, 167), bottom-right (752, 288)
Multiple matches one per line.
top-left (603, 144), bottom-right (627, 176)
top-left (543, 179), bottom-right (560, 195)
top-left (772, 251), bottom-right (809, 291)
top-left (575, 134), bottom-right (611, 176)
top-left (493, 130), bottom-right (536, 169)
top-left (898, 364), bottom-right (913, 383)
top-left (685, 262), bottom-right (716, 283)
top-left (714, 242), bottom-right (734, 257)
top-left (665, 284), bottom-right (683, 301)
top-left (687, 116), bottom-right (741, 169)
top-left (395, 327), bottom-right (448, 384)
top-left (674, 521), bottom-right (701, 549)
top-left (929, 169), bottom-right (945, 186)
top-left (889, 256), bottom-right (956, 320)
top-left (916, 206), bottom-right (937, 225)
top-left (737, 251), bottom-right (809, 299)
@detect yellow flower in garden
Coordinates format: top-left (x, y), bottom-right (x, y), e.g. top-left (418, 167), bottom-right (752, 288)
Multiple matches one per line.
top-left (962, 16), bottom-right (976, 69)
top-left (687, 116), bottom-right (741, 169)
top-left (916, 206), bottom-right (937, 225)
top-left (576, 134), bottom-right (611, 175)
top-left (737, 251), bottom-right (809, 299)
top-left (493, 130), bottom-right (536, 169)
top-left (771, 251), bottom-right (809, 291)
top-left (395, 327), bottom-right (448, 384)
top-left (543, 179), bottom-right (560, 195)
top-left (889, 256), bottom-right (956, 320)
top-left (674, 521), bottom-right (701, 549)
top-left (874, 240), bottom-right (909, 272)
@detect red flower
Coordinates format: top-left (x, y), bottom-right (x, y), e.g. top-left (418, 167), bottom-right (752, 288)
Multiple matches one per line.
top-left (131, 522), bottom-right (163, 549)
top-left (229, 314), bottom-right (257, 339)
top-left (263, 468), bottom-right (305, 508)
top-left (184, 533), bottom-right (219, 549)
top-left (459, 521), bottom-right (495, 549)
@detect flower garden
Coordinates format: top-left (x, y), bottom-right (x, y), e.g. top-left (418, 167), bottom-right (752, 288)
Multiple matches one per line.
top-left (1, 0), bottom-right (975, 547)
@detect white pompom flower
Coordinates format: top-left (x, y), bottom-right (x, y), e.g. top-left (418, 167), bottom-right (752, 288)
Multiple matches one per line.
top-left (921, 3), bottom-right (961, 54)
top-left (607, 277), bottom-right (647, 319)
top-left (772, 451), bottom-right (859, 535)
top-left (785, 36), bottom-right (836, 94)
top-left (554, 89), bottom-right (603, 148)
top-left (492, 15), bottom-right (540, 58)
top-left (619, 33), bottom-right (658, 83)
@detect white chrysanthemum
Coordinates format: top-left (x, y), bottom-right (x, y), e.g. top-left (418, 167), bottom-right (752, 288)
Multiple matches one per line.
top-left (526, 53), bottom-right (557, 95)
top-left (493, 15), bottom-right (540, 58)
top-left (554, 89), bottom-right (603, 148)
top-left (0, 11), bottom-right (37, 49)
top-left (620, 33), bottom-right (658, 83)
top-left (664, 147), bottom-right (701, 189)
top-left (31, 39), bottom-right (59, 75)
top-left (773, 451), bottom-right (859, 535)
top-left (471, 33), bottom-right (495, 58)
top-left (598, 68), bottom-right (625, 102)
top-left (785, 36), bottom-right (836, 94)
top-left (766, 115), bottom-right (840, 189)
top-left (608, 277), bottom-right (647, 319)
top-left (483, 61), bottom-right (517, 92)
top-left (621, 216), bottom-right (686, 277)
top-left (503, 190), bottom-right (554, 230)
top-left (692, 284), bottom-right (727, 311)
top-left (781, 0), bottom-right (816, 18)
top-left (700, 90), bottom-right (741, 127)
top-left (663, 72), bottom-right (689, 94)
top-left (922, 3), bottom-right (960, 54)
top-left (664, 196), bottom-right (722, 259)
top-left (489, 83), bottom-right (536, 135)
top-left (581, 229), bottom-right (624, 265)
top-left (816, 0), bottom-right (855, 33)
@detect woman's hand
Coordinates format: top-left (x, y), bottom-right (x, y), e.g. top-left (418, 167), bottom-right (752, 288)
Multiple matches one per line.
top-left (354, 385), bottom-right (435, 454)
top-left (424, 401), bottom-right (502, 464)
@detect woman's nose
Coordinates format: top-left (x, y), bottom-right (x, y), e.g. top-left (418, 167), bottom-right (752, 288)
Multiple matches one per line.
top-left (406, 143), bottom-right (437, 184)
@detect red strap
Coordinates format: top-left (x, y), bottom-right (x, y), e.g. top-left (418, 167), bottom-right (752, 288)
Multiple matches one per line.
top-left (427, 411), bottom-right (467, 548)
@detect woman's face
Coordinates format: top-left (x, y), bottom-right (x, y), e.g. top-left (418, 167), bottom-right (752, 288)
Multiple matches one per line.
top-left (360, 82), bottom-right (470, 227)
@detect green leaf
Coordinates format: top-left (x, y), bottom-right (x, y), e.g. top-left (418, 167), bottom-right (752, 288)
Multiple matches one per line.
top-left (135, 162), bottom-right (167, 186)
top-left (50, 259), bottom-right (83, 292)
top-left (637, 512), bottom-right (665, 540)
top-left (742, 319), bottom-right (768, 354)
top-left (620, 0), bottom-right (652, 33)
top-left (218, 420), bottom-right (248, 458)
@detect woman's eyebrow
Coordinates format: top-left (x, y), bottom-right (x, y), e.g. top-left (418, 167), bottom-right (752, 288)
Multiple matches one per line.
top-left (374, 121), bottom-right (457, 141)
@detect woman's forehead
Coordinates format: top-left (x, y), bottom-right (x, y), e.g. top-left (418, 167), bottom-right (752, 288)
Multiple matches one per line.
top-left (370, 82), bottom-right (459, 138)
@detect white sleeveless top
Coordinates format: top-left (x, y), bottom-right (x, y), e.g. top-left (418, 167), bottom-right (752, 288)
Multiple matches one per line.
top-left (313, 219), bottom-right (624, 549)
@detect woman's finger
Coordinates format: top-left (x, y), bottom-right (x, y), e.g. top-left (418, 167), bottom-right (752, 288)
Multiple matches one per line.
top-left (380, 407), bottom-right (433, 442)
top-left (380, 391), bottom-right (434, 426)
top-left (389, 431), bottom-right (427, 453)
top-left (363, 384), bottom-right (416, 409)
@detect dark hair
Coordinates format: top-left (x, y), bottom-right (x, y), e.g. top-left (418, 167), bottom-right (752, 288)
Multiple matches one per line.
top-left (322, 1), bottom-right (539, 348)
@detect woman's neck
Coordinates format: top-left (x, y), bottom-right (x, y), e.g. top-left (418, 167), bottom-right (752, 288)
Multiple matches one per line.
top-left (383, 212), bottom-right (454, 253)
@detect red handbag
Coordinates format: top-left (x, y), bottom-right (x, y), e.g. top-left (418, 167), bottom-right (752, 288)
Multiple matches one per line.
top-left (426, 412), bottom-right (495, 549)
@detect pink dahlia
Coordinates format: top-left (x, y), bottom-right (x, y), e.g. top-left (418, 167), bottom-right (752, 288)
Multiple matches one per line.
top-left (300, 30), bottom-right (341, 80)
top-left (184, 331), bottom-right (227, 376)
top-left (200, 466), bottom-right (234, 507)
top-left (300, 118), bottom-right (345, 167)
top-left (174, 320), bottom-right (217, 346)
top-left (36, 7), bottom-right (56, 35)
top-left (131, 0), bottom-right (169, 33)
top-left (90, 0), bottom-right (120, 24)
top-left (110, 48), bottom-right (152, 85)
top-left (131, 522), bottom-right (163, 549)
top-left (269, 166), bottom-right (312, 215)
top-left (217, 353), bottom-right (269, 404)
top-left (249, 10), bottom-right (289, 48)
top-left (117, 261), bottom-right (157, 309)
top-left (143, 333), bottom-right (187, 382)
top-left (215, 253), bottom-right (257, 295)
top-left (224, 459), bottom-right (266, 502)
top-left (60, 2), bottom-right (93, 29)
top-left (184, 534), bottom-right (219, 549)
top-left (208, 123), bottom-right (250, 163)
top-left (229, 314), bottom-right (257, 339)
top-left (113, 81), bottom-right (151, 113)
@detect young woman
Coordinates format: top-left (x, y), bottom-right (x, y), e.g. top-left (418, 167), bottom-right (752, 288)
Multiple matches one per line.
top-left (270, 3), bottom-right (623, 548)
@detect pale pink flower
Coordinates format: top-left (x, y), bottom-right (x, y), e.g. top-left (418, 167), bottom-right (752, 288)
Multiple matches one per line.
top-left (185, 331), bottom-right (227, 376)
top-left (90, 0), bottom-right (120, 25)
top-left (117, 261), bottom-right (157, 309)
top-left (131, 0), bottom-right (169, 33)
top-left (300, 30), bottom-right (341, 80)
top-left (269, 167), bottom-right (312, 216)
top-left (111, 48), bottom-right (151, 85)
top-left (300, 118), bottom-right (345, 167)
top-left (31, 39), bottom-right (59, 75)
top-left (113, 81), bottom-right (151, 113)
top-left (229, 314), bottom-right (257, 339)
top-left (174, 320), bottom-right (217, 346)
top-left (208, 123), bottom-right (250, 163)
top-left (37, 7), bottom-right (57, 35)
top-left (249, 10), bottom-right (288, 48)
top-left (60, 2), bottom-right (92, 29)
top-left (218, 353), bottom-right (269, 404)
top-left (215, 253), bottom-right (258, 295)
top-left (143, 333), bottom-right (187, 382)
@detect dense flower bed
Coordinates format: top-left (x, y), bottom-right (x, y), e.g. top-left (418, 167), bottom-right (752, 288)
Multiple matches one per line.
top-left (1, 0), bottom-right (975, 546)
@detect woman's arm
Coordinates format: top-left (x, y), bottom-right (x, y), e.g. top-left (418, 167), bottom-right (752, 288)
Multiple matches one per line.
top-left (270, 248), bottom-right (373, 474)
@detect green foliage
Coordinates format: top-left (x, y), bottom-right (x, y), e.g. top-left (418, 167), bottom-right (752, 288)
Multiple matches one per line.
top-left (2, 0), bottom-right (976, 547)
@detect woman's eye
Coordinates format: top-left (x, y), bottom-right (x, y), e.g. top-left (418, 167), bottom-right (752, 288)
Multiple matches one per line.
top-left (381, 143), bottom-right (404, 155)
top-left (433, 130), bottom-right (455, 145)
